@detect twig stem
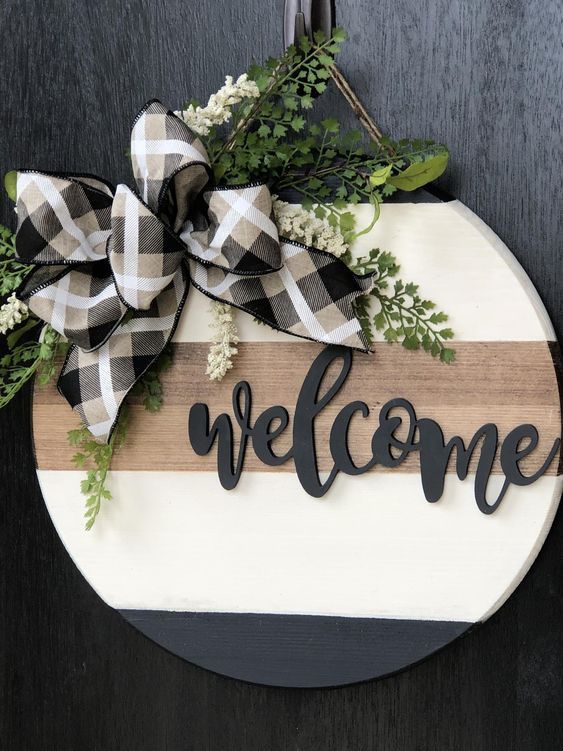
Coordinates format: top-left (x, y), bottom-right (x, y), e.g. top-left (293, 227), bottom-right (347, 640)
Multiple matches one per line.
top-left (330, 64), bottom-right (388, 149)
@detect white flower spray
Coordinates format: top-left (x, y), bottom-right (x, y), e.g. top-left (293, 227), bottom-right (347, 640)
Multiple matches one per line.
top-left (0, 293), bottom-right (28, 335)
top-left (176, 73), bottom-right (260, 380)
top-left (206, 302), bottom-right (240, 381)
top-left (272, 197), bottom-right (348, 257)
top-left (176, 74), bottom-right (260, 136)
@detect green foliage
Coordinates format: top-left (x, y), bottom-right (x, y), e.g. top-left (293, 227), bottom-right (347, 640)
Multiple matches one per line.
top-left (36, 325), bottom-right (70, 385)
top-left (274, 128), bottom-right (449, 237)
top-left (4, 171), bottom-right (17, 202)
top-left (186, 28), bottom-right (453, 355)
top-left (369, 164), bottom-right (393, 186)
top-left (0, 324), bottom-right (68, 408)
top-left (206, 30), bottom-right (347, 183)
top-left (69, 408), bottom-right (129, 531)
top-left (192, 29), bottom-right (448, 240)
top-left (346, 248), bottom-right (456, 363)
top-left (0, 223), bottom-right (29, 296)
top-left (387, 152), bottom-right (449, 191)
top-left (130, 346), bottom-right (173, 412)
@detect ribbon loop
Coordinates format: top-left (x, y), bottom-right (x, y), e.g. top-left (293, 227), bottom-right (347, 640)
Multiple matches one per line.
top-left (182, 184), bottom-right (281, 274)
top-left (130, 99), bottom-right (210, 229)
top-left (190, 240), bottom-right (373, 349)
top-left (15, 172), bottom-right (113, 264)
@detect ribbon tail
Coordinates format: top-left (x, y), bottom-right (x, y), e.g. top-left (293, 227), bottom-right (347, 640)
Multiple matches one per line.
top-left (189, 240), bottom-right (376, 352)
top-left (57, 264), bottom-right (189, 442)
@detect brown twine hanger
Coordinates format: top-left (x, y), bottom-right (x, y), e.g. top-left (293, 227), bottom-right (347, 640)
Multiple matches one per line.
top-left (283, 0), bottom-right (387, 149)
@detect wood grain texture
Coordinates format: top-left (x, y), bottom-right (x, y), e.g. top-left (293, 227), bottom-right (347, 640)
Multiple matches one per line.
top-left (1, 0), bottom-right (562, 748)
top-left (33, 341), bottom-right (562, 474)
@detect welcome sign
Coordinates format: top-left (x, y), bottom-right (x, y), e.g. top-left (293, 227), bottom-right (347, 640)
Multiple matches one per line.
top-left (189, 345), bottom-right (560, 507)
top-left (33, 199), bottom-right (562, 687)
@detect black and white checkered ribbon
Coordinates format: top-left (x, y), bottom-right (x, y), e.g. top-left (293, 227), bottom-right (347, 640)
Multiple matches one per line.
top-left (14, 100), bottom-right (375, 441)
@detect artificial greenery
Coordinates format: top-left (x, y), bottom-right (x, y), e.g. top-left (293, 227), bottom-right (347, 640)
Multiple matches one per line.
top-left (0, 224), bottom-right (29, 296)
top-left (0, 27), bottom-right (456, 530)
top-left (200, 30), bottom-right (348, 181)
top-left (0, 323), bottom-right (68, 408)
top-left (189, 28), bottom-right (454, 358)
top-left (69, 408), bottom-right (130, 530)
top-left (345, 248), bottom-right (455, 362)
top-left (193, 29), bottom-right (448, 243)
top-left (130, 345), bottom-right (173, 412)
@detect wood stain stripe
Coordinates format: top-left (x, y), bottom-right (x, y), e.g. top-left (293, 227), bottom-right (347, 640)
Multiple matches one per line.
top-left (33, 341), bottom-right (562, 474)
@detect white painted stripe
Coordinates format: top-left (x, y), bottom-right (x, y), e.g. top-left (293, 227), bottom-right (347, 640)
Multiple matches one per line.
top-left (174, 201), bottom-right (554, 343)
top-left (449, 201), bottom-right (557, 341)
top-left (37, 470), bottom-right (561, 623)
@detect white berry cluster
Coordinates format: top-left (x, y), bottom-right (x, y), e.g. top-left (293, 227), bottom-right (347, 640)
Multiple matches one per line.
top-left (177, 74), bottom-right (260, 136)
top-left (272, 198), bottom-right (348, 258)
top-left (0, 293), bottom-right (28, 335)
top-left (206, 302), bottom-right (240, 381)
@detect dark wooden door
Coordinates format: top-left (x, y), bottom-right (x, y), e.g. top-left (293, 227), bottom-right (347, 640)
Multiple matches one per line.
top-left (1, 1), bottom-right (561, 748)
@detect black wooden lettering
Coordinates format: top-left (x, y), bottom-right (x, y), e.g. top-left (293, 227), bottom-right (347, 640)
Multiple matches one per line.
top-left (371, 398), bottom-right (418, 468)
top-left (252, 406), bottom-right (292, 466)
top-left (188, 406), bottom-right (240, 490)
top-left (417, 420), bottom-right (500, 512)
top-left (187, 380), bottom-right (253, 490)
top-left (330, 401), bottom-right (372, 475)
top-left (500, 425), bottom-right (560, 486)
top-left (292, 346), bottom-right (351, 497)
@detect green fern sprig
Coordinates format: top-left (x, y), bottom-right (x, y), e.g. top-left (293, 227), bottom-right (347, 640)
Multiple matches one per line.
top-left (69, 408), bottom-right (130, 531)
top-left (70, 347), bottom-right (173, 529)
top-left (346, 248), bottom-right (456, 363)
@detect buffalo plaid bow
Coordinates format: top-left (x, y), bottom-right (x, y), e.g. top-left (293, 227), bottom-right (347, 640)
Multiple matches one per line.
top-left (14, 100), bottom-right (375, 441)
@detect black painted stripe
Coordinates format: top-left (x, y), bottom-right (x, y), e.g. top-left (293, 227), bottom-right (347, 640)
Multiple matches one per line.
top-left (277, 185), bottom-right (450, 204)
top-left (119, 610), bottom-right (473, 687)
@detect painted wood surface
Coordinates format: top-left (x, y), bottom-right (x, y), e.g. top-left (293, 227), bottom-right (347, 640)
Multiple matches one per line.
top-left (32, 197), bottom-right (562, 686)
top-left (1, 0), bottom-right (562, 746)
top-left (34, 341), bottom-right (561, 473)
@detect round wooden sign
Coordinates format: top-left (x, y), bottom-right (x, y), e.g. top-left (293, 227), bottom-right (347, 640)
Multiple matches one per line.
top-left (33, 192), bottom-right (562, 687)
